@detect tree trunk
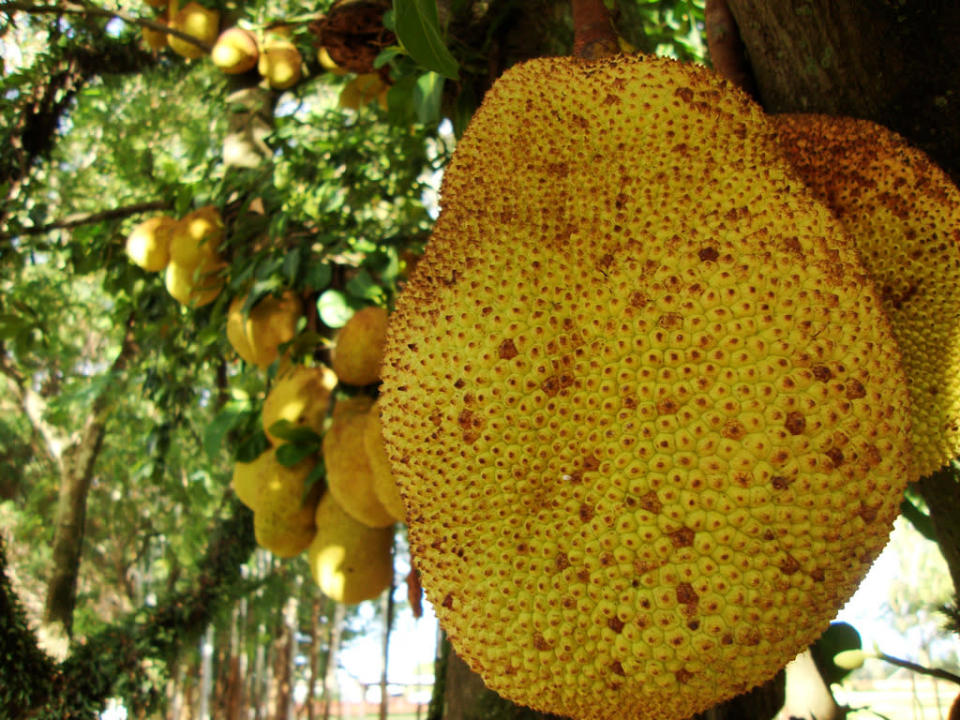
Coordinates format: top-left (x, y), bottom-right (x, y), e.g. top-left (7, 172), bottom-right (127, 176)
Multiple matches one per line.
top-left (323, 601), bottom-right (346, 720)
top-left (725, 0), bottom-right (960, 596)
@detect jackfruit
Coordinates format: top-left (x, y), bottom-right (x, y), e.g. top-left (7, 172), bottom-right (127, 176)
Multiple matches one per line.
top-left (258, 39), bottom-right (302, 90)
top-left (379, 55), bottom-right (913, 720)
top-left (126, 215), bottom-right (176, 271)
top-left (231, 448), bottom-right (272, 510)
top-left (227, 291), bottom-right (303, 369)
top-left (363, 400), bottom-right (405, 522)
top-left (331, 306), bottom-right (388, 386)
top-left (324, 395), bottom-right (395, 528)
top-left (167, 1), bottom-right (219, 59)
top-left (262, 364), bottom-right (338, 445)
top-left (772, 114), bottom-right (960, 477)
top-left (211, 27), bottom-right (259, 74)
top-left (165, 255), bottom-right (224, 307)
top-left (169, 206), bottom-right (223, 267)
top-left (253, 449), bottom-right (321, 558)
top-left (307, 492), bottom-right (394, 604)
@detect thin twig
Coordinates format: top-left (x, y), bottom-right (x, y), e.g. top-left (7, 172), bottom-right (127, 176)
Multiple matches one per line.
top-left (571, 0), bottom-right (619, 60)
top-left (0, 1), bottom-right (213, 52)
top-left (0, 200), bottom-right (171, 240)
top-left (878, 652), bottom-right (960, 686)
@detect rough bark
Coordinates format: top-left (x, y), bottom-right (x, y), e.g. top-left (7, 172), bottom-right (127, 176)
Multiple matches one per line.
top-left (725, 0), bottom-right (960, 596)
top-left (726, 0), bottom-right (960, 186)
top-left (42, 311), bottom-right (139, 645)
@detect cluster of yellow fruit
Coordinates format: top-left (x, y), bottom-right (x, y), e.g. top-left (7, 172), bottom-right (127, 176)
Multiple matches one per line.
top-left (125, 206), bottom-right (226, 307)
top-left (140, 0), bottom-right (303, 91)
top-left (230, 306), bottom-right (401, 604)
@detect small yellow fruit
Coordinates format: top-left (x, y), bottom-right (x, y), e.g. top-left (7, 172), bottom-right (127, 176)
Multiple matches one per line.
top-left (211, 27), bottom-right (259, 74)
top-left (167, 2), bottom-right (219, 59)
top-left (225, 291), bottom-right (303, 369)
top-left (164, 256), bottom-right (224, 307)
top-left (317, 46), bottom-right (348, 75)
top-left (258, 41), bottom-right (302, 90)
top-left (338, 73), bottom-right (389, 111)
top-left (226, 295), bottom-right (258, 365)
top-left (125, 215), bottom-right (176, 271)
top-left (262, 364), bottom-right (338, 444)
top-left (323, 395), bottom-right (395, 528)
top-left (331, 306), bottom-right (388, 386)
top-left (308, 492), bottom-right (394, 604)
top-left (253, 450), bottom-right (321, 558)
top-left (231, 449), bottom-right (272, 510)
top-left (169, 206), bottom-right (223, 267)
top-left (247, 291), bottom-right (303, 369)
top-left (363, 401), bottom-right (405, 522)
top-left (141, 20), bottom-right (168, 51)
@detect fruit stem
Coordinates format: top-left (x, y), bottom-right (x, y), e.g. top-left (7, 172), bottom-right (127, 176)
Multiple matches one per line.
top-left (571, 0), bottom-right (619, 60)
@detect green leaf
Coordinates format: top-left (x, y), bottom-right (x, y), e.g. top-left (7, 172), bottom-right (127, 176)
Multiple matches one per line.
top-left (317, 289), bottom-right (354, 327)
top-left (267, 419), bottom-right (323, 445)
top-left (900, 491), bottom-right (936, 542)
top-left (203, 404), bottom-right (249, 461)
top-left (393, 0), bottom-right (460, 80)
top-left (810, 622), bottom-right (862, 686)
top-left (414, 71), bottom-right (445, 125)
top-left (305, 261), bottom-right (332, 291)
top-left (276, 442), bottom-right (318, 467)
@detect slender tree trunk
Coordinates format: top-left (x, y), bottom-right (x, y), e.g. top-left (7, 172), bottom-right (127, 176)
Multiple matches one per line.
top-left (379, 582), bottom-right (393, 720)
top-left (198, 623), bottom-right (216, 720)
top-left (323, 602), bottom-right (346, 720)
top-left (308, 592), bottom-right (321, 720)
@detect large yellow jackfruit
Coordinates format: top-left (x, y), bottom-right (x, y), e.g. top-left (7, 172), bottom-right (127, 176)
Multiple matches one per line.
top-left (379, 55), bottom-right (913, 720)
top-left (231, 448), bottom-right (273, 510)
top-left (772, 114), bottom-right (960, 478)
top-left (167, 1), bottom-right (219, 59)
top-left (307, 492), bottom-right (394, 604)
top-left (262, 364), bottom-right (338, 445)
top-left (323, 396), bottom-right (395, 528)
top-left (331, 306), bottom-right (389, 386)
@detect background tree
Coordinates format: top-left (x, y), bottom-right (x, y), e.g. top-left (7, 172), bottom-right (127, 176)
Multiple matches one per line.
top-left (1, 0), bottom-right (958, 719)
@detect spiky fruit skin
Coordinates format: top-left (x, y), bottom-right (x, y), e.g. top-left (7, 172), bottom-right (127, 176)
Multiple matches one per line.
top-left (380, 54), bottom-right (913, 720)
top-left (168, 2), bottom-right (219, 59)
top-left (331, 306), bottom-right (389, 385)
top-left (126, 215), bottom-right (176, 271)
top-left (258, 41), bottom-right (302, 90)
top-left (262, 364), bottom-right (338, 444)
top-left (363, 401), bottom-right (405, 522)
top-left (211, 27), bottom-right (258, 74)
top-left (772, 114), bottom-right (960, 477)
top-left (308, 492), bottom-right (394, 604)
top-left (253, 450), bottom-right (320, 558)
top-left (324, 396), bottom-right (395, 528)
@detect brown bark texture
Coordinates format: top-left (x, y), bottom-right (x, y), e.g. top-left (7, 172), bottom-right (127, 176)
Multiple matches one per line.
top-left (725, 0), bottom-right (960, 597)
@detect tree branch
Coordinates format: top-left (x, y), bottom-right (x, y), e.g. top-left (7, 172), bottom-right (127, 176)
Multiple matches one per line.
top-left (0, 200), bottom-right (172, 240)
top-left (571, 0), bottom-right (618, 60)
top-left (877, 651), bottom-right (960, 686)
top-left (0, 1), bottom-right (214, 53)
top-left (0, 340), bottom-right (64, 465)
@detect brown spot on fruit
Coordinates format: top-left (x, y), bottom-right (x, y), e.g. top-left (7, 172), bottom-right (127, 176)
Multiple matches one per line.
top-left (812, 364), bottom-right (834, 382)
top-left (579, 503), bottom-right (595, 522)
top-left (698, 247), bottom-right (719, 262)
top-left (669, 527), bottom-right (695, 548)
top-left (675, 669), bottom-right (695, 684)
top-left (638, 491), bottom-right (662, 514)
top-left (785, 411), bottom-right (806, 435)
top-left (846, 379), bottom-right (867, 400)
top-left (608, 617), bottom-right (625, 633)
top-left (611, 660), bottom-right (626, 677)
top-left (556, 552), bottom-right (571, 571)
top-left (771, 475), bottom-right (793, 490)
top-left (533, 632), bottom-right (552, 651)
top-left (722, 419), bottom-right (746, 440)
top-left (499, 338), bottom-right (519, 359)
top-left (676, 582), bottom-right (699, 606)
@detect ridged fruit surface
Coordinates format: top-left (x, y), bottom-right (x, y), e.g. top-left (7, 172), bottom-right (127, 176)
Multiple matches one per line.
top-left (253, 450), bottom-right (320, 558)
top-left (773, 113), bottom-right (960, 477)
top-left (308, 492), bottom-right (394, 604)
top-left (380, 54), bottom-right (913, 720)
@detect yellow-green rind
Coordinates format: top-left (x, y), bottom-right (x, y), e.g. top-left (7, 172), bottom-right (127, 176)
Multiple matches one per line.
top-left (773, 113), bottom-right (960, 477)
top-left (380, 55), bottom-right (913, 720)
